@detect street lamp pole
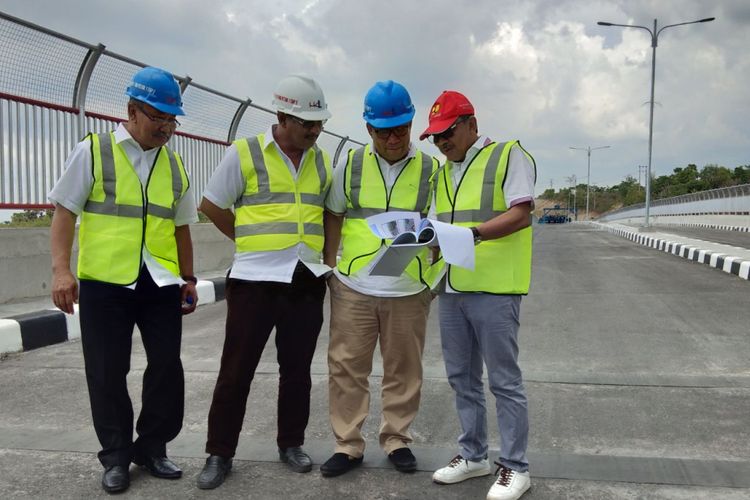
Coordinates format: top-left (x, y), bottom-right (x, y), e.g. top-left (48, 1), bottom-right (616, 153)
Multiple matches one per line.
top-left (565, 174), bottom-right (577, 218)
top-left (598, 17), bottom-right (715, 227)
top-left (569, 145), bottom-right (610, 220)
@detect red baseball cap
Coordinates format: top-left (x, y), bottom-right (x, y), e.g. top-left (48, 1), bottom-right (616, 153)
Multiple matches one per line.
top-left (419, 90), bottom-right (475, 141)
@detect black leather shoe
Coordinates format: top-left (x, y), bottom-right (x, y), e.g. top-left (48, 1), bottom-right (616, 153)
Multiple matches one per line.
top-left (102, 465), bottom-right (130, 493)
top-left (279, 446), bottom-right (312, 473)
top-left (197, 455), bottom-right (232, 490)
top-left (134, 455), bottom-right (182, 479)
top-left (320, 452), bottom-right (363, 477)
top-left (388, 447), bottom-right (417, 472)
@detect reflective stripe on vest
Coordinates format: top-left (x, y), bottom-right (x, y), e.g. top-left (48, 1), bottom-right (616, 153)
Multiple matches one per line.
top-left (83, 133), bottom-right (184, 219)
top-left (433, 140), bottom-right (534, 294)
top-left (435, 143), bottom-right (507, 223)
top-left (235, 222), bottom-right (325, 238)
top-left (77, 132), bottom-right (187, 285)
top-left (233, 135), bottom-right (330, 250)
top-left (347, 147), bottom-right (434, 218)
top-left (337, 145), bottom-right (437, 281)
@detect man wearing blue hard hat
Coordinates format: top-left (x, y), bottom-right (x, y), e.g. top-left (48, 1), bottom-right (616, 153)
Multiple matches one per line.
top-left (321, 80), bottom-right (438, 477)
top-left (49, 66), bottom-right (198, 493)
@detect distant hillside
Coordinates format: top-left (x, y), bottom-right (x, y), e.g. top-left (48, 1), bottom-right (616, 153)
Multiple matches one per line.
top-left (533, 198), bottom-right (560, 218)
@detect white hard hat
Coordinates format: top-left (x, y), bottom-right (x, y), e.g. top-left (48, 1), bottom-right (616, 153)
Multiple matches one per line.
top-left (272, 75), bottom-right (332, 121)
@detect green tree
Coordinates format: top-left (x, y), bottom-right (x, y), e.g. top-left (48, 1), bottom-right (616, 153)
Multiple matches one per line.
top-left (700, 164), bottom-right (734, 190)
top-left (613, 175), bottom-right (643, 205)
top-left (539, 188), bottom-right (556, 199)
top-left (733, 165), bottom-right (749, 184)
top-left (3, 209), bottom-right (54, 227)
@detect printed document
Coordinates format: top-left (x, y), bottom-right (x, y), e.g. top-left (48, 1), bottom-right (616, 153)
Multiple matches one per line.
top-left (366, 211), bottom-right (475, 276)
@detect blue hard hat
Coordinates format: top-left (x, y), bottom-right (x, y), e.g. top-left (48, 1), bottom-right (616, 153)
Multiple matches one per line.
top-left (363, 80), bottom-right (415, 128)
top-left (125, 67), bottom-right (185, 116)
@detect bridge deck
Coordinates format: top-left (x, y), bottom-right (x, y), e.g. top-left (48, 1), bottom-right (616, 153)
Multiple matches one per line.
top-left (1, 224), bottom-right (748, 498)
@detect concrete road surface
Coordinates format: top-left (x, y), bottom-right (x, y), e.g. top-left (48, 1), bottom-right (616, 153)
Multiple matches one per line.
top-left (1, 224), bottom-right (748, 499)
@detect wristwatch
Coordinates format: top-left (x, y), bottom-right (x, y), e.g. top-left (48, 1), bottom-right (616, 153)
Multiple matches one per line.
top-left (471, 226), bottom-right (482, 243)
top-left (182, 275), bottom-right (198, 285)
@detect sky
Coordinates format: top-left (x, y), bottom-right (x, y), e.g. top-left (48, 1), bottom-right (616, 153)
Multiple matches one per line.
top-left (2, 0), bottom-right (748, 196)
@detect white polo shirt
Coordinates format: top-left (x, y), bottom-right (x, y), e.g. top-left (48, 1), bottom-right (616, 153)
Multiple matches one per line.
top-left (48, 124), bottom-right (198, 289)
top-left (202, 125), bottom-right (331, 283)
top-left (325, 142), bottom-right (427, 298)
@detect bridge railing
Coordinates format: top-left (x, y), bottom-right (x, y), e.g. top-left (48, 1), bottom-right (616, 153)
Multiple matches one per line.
top-left (0, 11), bottom-right (364, 209)
top-left (598, 184), bottom-right (750, 221)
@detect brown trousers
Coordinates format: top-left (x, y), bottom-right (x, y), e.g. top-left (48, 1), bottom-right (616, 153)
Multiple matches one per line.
top-left (327, 275), bottom-right (432, 457)
top-left (206, 266), bottom-right (326, 457)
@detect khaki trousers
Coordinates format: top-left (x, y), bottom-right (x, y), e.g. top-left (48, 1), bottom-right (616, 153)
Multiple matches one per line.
top-left (327, 275), bottom-right (432, 457)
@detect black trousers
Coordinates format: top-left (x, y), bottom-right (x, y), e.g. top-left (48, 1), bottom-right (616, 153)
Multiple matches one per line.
top-left (79, 267), bottom-right (184, 468)
top-left (205, 264), bottom-right (326, 457)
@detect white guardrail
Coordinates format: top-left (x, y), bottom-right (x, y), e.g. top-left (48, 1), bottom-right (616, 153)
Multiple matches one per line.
top-left (598, 184), bottom-right (750, 222)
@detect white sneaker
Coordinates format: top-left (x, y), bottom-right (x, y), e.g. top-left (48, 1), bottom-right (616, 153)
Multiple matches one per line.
top-left (432, 455), bottom-right (491, 484)
top-left (486, 463), bottom-right (530, 500)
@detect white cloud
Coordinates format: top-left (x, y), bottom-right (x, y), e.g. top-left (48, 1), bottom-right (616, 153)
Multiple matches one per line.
top-left (267, 14), bottom-right (347, 70)
top-left (471, 22), bottom-right (541, 84)
top-left (1, 0), bottom-right (747, 195)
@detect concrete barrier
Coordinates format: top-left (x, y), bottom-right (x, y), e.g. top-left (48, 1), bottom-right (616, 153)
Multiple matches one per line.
top-left (0, 223), bottom-right (234, 304)
top-left (0, 277), bottom-right (226, 356)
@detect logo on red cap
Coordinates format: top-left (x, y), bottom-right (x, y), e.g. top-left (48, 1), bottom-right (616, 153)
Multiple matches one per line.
top-left (420, 91), bottom-right (475, 141)
top-left (430, 91), bottom-right (474, 122)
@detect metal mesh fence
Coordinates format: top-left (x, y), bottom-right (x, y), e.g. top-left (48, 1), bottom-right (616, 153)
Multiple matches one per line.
top-left (235, 105), bottom-right (277, 140)
top-left (85, 55), bottom-right (140, 120)
top-left (170, 134), bottom-right (226, 195)
top-left (0, 99), bottom-right (80, 205)
top-left (179, 85), bottom-right (240, 142)
top-left (0, 14), bottom-right (85, 108)
top-left (0, 11), bottom-right (364, 207)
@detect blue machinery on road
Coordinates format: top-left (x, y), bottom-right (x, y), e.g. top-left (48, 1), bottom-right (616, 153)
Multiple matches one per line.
top-left (538, 205), bottom-right (575, 224)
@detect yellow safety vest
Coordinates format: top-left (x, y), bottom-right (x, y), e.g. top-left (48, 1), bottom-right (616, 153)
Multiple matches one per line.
top-left (78, 132), bottom-right (189, 285)
top-left (337, 144), bottom-right (437, 282)
top-left (234, 134), bottom-right (331, 252)
top-left (433, 141), bottom-right (535, 294)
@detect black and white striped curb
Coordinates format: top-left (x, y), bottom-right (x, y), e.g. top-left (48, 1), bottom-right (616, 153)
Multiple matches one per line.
top-left (0, 277), bottom-right (226, 356)
top-left (597, 223), bottom-right (750, 281)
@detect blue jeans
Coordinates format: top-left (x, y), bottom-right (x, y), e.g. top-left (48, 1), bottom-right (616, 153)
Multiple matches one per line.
top-left (439, 293), bottom-right (529, 472)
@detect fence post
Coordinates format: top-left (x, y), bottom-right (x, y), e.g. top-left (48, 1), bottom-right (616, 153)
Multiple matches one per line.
top-left (227, 99), bottom-right (251, 143)
top-left (178, 75), bottom-right (192, 94)
top-left (333, 136), bottom-right (349, 168)
top-left (73, 43), bottom-right (105, 139)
